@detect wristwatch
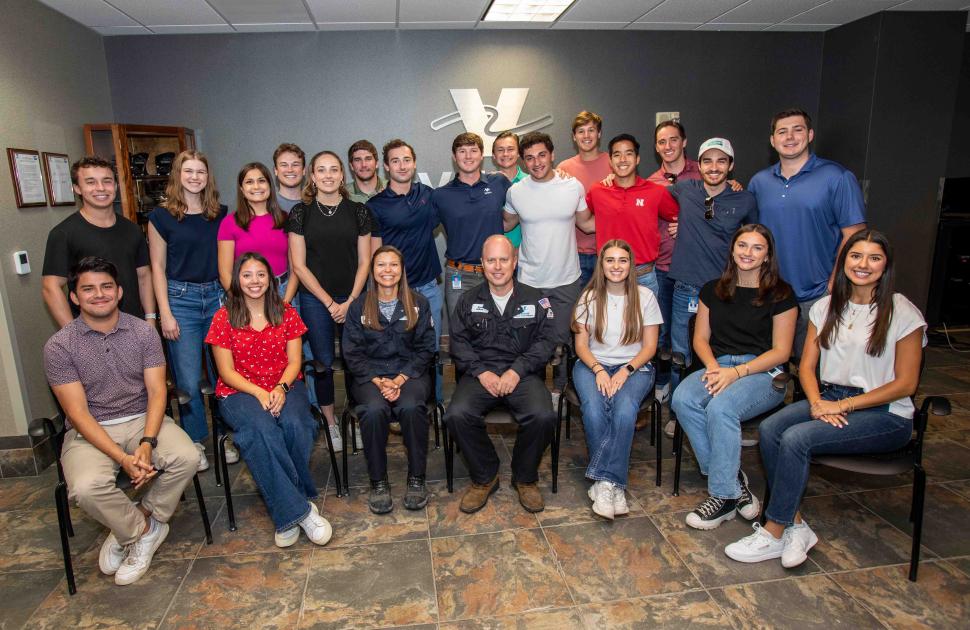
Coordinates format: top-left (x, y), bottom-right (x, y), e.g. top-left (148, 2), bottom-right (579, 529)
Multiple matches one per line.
top-left (276, 382), bottom-right (291, 393)
top-left (139, 436), bottom-right (158, 448)
top-left (625, 364), bottom-right (636, 375)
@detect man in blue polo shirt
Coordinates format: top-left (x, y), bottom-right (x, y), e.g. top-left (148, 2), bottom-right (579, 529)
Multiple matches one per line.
top-left (749, 109), bottom-right (866, 357)
top-left (432, 132), bottom-right (512, 325)
top-left (367, 139), bottom-right (443, 401)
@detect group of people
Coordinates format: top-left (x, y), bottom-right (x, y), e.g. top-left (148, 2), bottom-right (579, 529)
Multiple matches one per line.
top-left (41, 106), bottom-right (925, 587)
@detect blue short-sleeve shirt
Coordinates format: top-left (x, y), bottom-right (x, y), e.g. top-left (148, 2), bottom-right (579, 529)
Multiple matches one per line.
top-left (366, 181), bottom-right (441, 286)
top-left (431, 172), bottom-right (512, 265)
top-left (749, 154), bottom-right (865, 301)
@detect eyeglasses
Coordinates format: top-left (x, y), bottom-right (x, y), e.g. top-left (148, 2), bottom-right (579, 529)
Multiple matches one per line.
top-left (704, 196), bottom-right (715, 220)
top-left (664, 172), bottom-right (677, 185)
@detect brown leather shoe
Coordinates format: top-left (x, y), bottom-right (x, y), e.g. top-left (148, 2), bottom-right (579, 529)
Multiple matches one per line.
top-left (634, 411), bottom-right (650, 431)
top-left (513, 480), bottom-right (544, 513)
top-left (459, 475), bottom-right (500, 513)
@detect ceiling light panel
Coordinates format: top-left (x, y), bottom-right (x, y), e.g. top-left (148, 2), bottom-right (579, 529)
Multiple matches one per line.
top-left (483, 0), bottom-right (576, 22)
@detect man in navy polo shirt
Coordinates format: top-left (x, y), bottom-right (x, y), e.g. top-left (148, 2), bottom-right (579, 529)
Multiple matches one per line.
top-left (432, 132), bottom-right (512, 325)
top-left (749, 109), bottom-right (866, 357)
top-left (367, 139), bottom-right (443, 401)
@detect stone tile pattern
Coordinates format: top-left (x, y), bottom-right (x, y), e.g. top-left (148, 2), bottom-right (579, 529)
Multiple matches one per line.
top-left (2, 352), bottom-right (970, 628)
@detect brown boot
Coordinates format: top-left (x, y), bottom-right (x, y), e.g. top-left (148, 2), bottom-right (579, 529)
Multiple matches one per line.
top-left (459, 475), bottom-right (500, 513)
top-left (513, 480), bottom-right (544, 513)
top-left (634, 411), bottom-right (650, 431)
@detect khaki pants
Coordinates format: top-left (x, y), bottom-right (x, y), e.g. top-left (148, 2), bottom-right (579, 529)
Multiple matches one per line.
top-left (61, 415), bottom-right (197, 545)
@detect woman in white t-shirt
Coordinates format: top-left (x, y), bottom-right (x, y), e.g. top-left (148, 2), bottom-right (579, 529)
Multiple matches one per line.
top-left (726, 229), bottom-right (925, 569)
top-left (572, 239), bottom-right (663, 520)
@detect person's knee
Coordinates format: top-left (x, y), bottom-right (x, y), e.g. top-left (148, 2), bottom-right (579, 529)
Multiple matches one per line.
top-left (68, 471), bottom-right (115, 505)
top-left (706, 397), bottom-right (742, 425)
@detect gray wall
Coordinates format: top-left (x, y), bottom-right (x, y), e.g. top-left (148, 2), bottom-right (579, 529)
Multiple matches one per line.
top-left (947, 33), bottom-right (970, 178)
top-left (104, 30), bottom-right (823, 195)
top-left (0, 0), bottom-right (114, 436)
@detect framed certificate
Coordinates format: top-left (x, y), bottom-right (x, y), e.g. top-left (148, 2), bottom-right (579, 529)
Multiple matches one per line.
top-left (42, 152), bottom-right (75, 206)
top-left (7, 148), bottom-right (47, 207)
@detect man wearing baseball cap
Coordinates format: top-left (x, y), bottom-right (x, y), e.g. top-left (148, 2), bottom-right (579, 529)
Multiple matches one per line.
top-left (666, 138), bottom-right (759, 388)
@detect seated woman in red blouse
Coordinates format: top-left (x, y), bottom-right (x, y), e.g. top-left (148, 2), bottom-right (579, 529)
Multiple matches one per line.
top-left (205, 252), bottom-right (332, 547)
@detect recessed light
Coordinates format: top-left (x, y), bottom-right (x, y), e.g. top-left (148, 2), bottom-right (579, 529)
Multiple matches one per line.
top-left (482, 1), bottom-right (576, 23)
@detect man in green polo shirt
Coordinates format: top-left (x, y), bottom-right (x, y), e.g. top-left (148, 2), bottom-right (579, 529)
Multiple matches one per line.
top-left (347, 139), bottom-right (387, 203)
top-left (491, 131), bottom-right (528, 249)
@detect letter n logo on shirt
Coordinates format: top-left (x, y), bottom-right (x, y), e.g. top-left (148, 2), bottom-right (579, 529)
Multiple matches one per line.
top-left (635, 198), bottom-right (644, 207)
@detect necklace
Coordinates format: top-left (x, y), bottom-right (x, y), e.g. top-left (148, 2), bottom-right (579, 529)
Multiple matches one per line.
top-left (315, 199), bottom-right (339, 217)
top-left (845, 303), bottom-right (868, 330)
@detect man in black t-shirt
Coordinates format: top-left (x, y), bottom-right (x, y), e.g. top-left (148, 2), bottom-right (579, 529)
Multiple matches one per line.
top-left (42, 156), bottom-right (155, 327)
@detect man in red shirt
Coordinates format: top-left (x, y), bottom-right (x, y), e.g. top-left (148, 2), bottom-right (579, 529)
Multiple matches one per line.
top-left (583, 133), bottom-right (678, 299)
top-left (558, 110), bottom-right (611, 287)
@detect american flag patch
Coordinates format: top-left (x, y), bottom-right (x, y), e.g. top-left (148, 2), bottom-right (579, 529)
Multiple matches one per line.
top-left (538, 298), bottom-right (551, 309)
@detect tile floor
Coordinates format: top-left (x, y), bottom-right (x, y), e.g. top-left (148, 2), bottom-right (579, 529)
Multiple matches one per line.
top-left (2, 344), bottom-right (970, 628)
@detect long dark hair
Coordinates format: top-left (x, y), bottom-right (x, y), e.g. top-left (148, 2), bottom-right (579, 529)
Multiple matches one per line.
top-left (572, 239), bottom-right (642, 345)
top-left (225, 252), bottom-right (285, 329)
top-left (715, 224), bottom-right (791, 306)
top-left (819, 229), bottom-right (895, 357)
top-left (361, 246), bottom-right (418, 331)
top-left (302, 151), bottom-right (350, 203)
top-left (234, 162), bottom-right (286, 230)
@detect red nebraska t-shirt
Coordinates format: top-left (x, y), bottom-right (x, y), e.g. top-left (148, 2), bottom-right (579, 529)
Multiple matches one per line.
top-left (205, 304), bottom-right (307, 397)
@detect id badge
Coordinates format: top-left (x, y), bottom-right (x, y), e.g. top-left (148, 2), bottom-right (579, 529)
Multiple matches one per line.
top-left (687, 296), bottom-right (699, 314)
top-left (451, 273), bottom-right (462, 290)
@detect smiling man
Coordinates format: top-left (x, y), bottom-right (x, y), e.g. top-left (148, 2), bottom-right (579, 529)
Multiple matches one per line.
top-left (445, 235), bottom-right (557, 514)
top-left (347, 139), bottom-right (387, 203)
top-left (491, 131), bottom-right (528, 248)
top-left (558, 111), bottom-right (611, 286)
top-left (748, 109), bottom-right (866, 357)
top-left (273, 143), bottom-right (305, 213)
top-left (666, 138), bottom-right (759, 385)
top-left (43, 156), bottom-right (155, 328)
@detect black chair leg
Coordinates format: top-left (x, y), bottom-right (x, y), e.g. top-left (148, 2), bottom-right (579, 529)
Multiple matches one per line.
top-left (432, 403), bottom-right (443, 450)
top-left (341, 411), bottom-right (351, 496)
top-left (654, 400), bottom-right (662, 486)
top-left (672, 421), bottom-right (684, 496)
top-left (212, 418), bottom-right (223, 488)
top-left (192, 474), bottom-right (213, 544)
top-left (319, 413), bottom-right (343, 497)
top-left (761, 484), bottom-right (771, 525)
top-left (909, 466), bottom-right (927, 581)
top-left (552, 405), bottom-right (562, 494)
top-left (55, 482), bottom-right (77, 595)
top-left (217, 433), bottom-right (236, 531)
top-left (443, 423), bottom-right (454, 493)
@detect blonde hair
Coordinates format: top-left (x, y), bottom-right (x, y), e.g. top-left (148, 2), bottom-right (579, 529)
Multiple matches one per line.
top-left (161, 150), bottom-right (221, 221)
top-left (572, 240), bottom-right (642, 345)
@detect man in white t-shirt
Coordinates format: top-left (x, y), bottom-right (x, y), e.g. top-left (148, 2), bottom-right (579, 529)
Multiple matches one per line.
top-left (503, 131), bottom-right (595, 393)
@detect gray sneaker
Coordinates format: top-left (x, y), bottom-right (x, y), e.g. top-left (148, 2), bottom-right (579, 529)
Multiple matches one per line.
top-left (368, 478), bottom-right (393, 514)
top-left (403, 475), bottom-right (429, 510)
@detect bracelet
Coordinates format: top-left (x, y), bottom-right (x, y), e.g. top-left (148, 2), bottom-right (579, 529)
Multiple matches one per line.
top-left (744, 364), bottom-right (751, 376)
top-left (592, 364), bottom-right (604, 374)
top-left (326, 300), bottom-right (335, 309)
top-left (733, 366), bottom-right (742, 378)
top-left (144, 312), bottom-right (158, 320)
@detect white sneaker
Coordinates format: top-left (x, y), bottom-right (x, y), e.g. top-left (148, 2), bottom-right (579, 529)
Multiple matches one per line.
top-left (781, 521), bottom-right (818, 568)
top-left (223, 436), bottom-right (240, 464)
top-left (736, 470), bottom-right (761, 521)
top-left (98, 532), bottom-right (125, 575)
top-left (328, 424), bottom-right (343, 452)
top-left (114, 517), bottom-right (169, 585)
top-left (663, 420), bottom-right (676, 439)
top-left (613, 487), bottom-right (630, 516)
top-left (274, 526), bottom-right (299, 548)
top-left (657, 382), bottom-right (671, 404)
top-left (724, 523), bottom-right (785, 564)
top-left (592, 483), bottom-right (615, 520)
top-left (299, 501), bottom-right (332, 546)
top-left (551, 391), bottom-right (562, 410)
top-left (587, 480), bottom-right (610, 502)
top-left (741, 436), bottom-right (760, 447)
top-left (354, 427), bottom-right (364, 451)
top-left (195, 442), bottom-right (209, 472)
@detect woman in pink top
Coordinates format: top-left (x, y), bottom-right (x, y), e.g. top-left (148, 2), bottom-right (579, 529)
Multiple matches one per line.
top-left (218, 162), bottom-right (298, 303)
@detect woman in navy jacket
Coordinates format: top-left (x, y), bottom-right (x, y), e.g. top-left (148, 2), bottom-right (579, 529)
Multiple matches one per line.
top-left (343, 246), bottom-right (435, 515)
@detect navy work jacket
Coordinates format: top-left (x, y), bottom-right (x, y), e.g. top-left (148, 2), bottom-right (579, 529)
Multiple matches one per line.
top-left (342, 291), bottom-right (435, 382)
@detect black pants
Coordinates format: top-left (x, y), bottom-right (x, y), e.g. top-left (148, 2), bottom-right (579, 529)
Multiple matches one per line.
top-left (444, 373), bottom-right (555, 484)
top-left (352, 375), bottom-right (430, 482)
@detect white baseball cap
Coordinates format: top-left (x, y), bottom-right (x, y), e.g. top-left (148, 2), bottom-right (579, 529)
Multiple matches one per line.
top-left (698, 137), bottom-right (735, 160)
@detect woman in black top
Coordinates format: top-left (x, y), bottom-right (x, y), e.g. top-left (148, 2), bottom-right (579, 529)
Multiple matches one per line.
top-left (288, 151), bottom-right (373, 451)
top-left (670, 224), bottom-right (797, 531)
top-left (342, 246), bottom-right (435, 514)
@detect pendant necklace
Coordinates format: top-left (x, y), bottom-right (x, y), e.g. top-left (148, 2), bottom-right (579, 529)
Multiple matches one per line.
top-left (315, 199), bottom-right (339, 217)
top-left (845, 303), bottom-right (867, 330)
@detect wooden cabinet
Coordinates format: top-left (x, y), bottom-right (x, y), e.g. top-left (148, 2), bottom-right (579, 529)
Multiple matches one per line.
top-left (83, 124), bottom-right (196, 226)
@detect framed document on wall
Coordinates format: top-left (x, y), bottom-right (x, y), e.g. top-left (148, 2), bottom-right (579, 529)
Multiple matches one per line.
top-left (42, 152), bottom-right (75, 206)
top-left (6, 148), bottom-right (47, 207)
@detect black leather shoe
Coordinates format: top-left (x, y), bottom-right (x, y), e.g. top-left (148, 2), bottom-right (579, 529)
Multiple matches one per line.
top-left (403, 475), bottom-right (429, 510)
top-left (368, 478), bottom-right (393, 514)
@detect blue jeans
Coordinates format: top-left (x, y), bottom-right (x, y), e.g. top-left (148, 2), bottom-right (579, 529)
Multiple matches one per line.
top-left (299, 290), bottom-right (348, 407)
top-left (654, 269), bottom-right (675, 387)
top-left (759, 384), bottom-right (913, 525)
top-left (635, 267), bottom-right (659, 298)
top-left (574, 361), bottom-right (655, 488)
top-left (671, 354), bottom-right (786, 499)
top-left (166, 279), bottom-right (221, 442)
top-left (413, 278), bottom-right (444, 403)
top-left (670, 280), bottom-right (701, 392)
top-left (578, 253), bottom-right (597, 289)
top-left (218, 381), bottom-right (318, 532)
top-left (287, 289), bottom-right (318, 408)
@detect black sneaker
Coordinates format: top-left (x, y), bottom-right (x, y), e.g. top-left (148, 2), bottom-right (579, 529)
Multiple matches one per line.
top-left (736, 470), bottom-right (761, 520)
top-left (368, 478), bottom-right (393, 514)
top-left (403, 475), bottom-right (429, 510)
top-left (685, 495), bottom-right (737, 530)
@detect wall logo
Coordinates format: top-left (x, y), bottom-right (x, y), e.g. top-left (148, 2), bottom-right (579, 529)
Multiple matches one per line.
top-left (430, 88), bottom-right (554, 156)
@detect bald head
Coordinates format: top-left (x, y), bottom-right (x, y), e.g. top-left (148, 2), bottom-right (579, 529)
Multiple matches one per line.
top-left (481, 235), bottom-right (517, 294)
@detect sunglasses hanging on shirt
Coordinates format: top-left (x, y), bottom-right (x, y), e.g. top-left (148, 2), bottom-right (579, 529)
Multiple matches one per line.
top-left (704, 196), bottom-right (715, 221)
